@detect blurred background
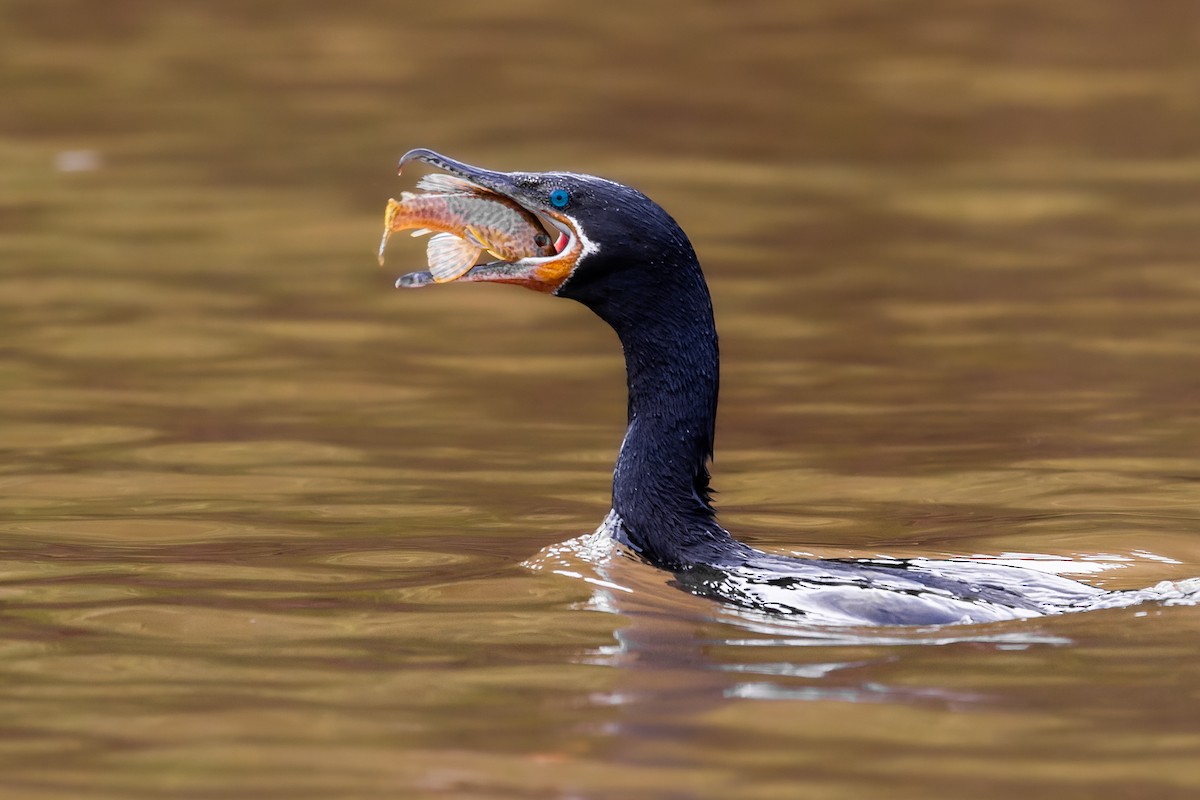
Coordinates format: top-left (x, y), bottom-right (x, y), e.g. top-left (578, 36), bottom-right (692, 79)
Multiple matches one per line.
top-left (2, 1), bottom-right (1199, 798)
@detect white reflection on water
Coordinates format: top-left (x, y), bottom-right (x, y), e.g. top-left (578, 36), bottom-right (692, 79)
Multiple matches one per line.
top-left (726, 682), bottom-right (985, 704)
top-left (710, 613), bottom-right (1072, 648)
top-left (527, 523), bottom-right (1200, 707)
top-left (528, 525), bottom-right (1200, 632)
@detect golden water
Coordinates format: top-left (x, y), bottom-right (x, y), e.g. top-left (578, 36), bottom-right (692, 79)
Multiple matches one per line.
top-left (2, 2), bottom-right (1199, 797)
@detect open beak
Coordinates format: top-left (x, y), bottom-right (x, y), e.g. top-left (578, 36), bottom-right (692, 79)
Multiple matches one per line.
top-left (392, 149), bottom-right (582, 294)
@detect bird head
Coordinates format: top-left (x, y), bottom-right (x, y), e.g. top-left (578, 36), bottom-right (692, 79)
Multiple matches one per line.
top-left (392, 149), bottom-right (701, 308)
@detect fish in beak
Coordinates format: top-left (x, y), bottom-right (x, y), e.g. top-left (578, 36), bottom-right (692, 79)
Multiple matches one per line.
top-left (378, 172), bottom-right (557, 283)
top-left (388, 149), bottom-right (583, 294)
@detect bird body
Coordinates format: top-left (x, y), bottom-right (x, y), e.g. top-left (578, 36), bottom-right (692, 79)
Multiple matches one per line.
top-left (387, 149), bottom-right (1200, 626)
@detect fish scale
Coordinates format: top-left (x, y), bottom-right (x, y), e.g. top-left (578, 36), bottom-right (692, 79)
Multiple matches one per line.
top-left (379, 186), bottom-right (556, 282)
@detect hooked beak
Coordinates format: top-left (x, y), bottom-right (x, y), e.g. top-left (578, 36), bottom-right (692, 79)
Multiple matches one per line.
top-left (392, 149), bottom-right (582, 294)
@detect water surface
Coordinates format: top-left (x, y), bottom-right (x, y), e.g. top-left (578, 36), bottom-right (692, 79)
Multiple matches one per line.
top-left (2, 2), bottom-right (1199, 798)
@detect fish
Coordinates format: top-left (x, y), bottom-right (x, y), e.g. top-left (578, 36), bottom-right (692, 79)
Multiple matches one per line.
top-left (378, 173), bottom-right (559, 283)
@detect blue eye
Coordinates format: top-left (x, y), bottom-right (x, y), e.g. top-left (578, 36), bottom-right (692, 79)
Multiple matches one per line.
top-left (549, 188), bottom-right (570, 209)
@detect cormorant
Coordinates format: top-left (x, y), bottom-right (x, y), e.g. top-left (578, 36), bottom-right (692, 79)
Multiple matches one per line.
top-left (392, 148), bottom-right (1198, 626)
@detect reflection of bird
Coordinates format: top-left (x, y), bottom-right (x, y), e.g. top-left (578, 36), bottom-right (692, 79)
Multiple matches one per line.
top-left (394, 149), bottom-right (1196, 625)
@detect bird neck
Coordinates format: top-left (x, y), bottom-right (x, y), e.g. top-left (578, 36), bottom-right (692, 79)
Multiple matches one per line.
top-left (579, 264), bottom-right (734, 567)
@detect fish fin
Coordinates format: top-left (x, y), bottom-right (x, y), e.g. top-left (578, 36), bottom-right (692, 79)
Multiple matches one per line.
top-left (461, 225), bottom-right (491, 250)
top-left (377, 228), bottom-right (391, 266)
top-left (376, 226), bottom-right (391, 267)
top-left (426, 233), bottom-right (481, 283)
top-left (383, 198), bottom-right (403, 228)
top-left (460, 226), bottom-right (505, 260)
top-left (410, 228), bottom-right (432, 238)
top-left (416, 174), bottom-right (484, 195)
top-left (378, 199), bottom-right (406, 265)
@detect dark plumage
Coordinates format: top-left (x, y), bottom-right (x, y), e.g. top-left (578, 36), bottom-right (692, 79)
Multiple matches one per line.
top-left (392, 149), bottom-right (1198, 626)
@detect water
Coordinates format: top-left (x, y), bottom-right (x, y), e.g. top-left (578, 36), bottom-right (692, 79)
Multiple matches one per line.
top-left (2, 2), bottom-right (1200, 797)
